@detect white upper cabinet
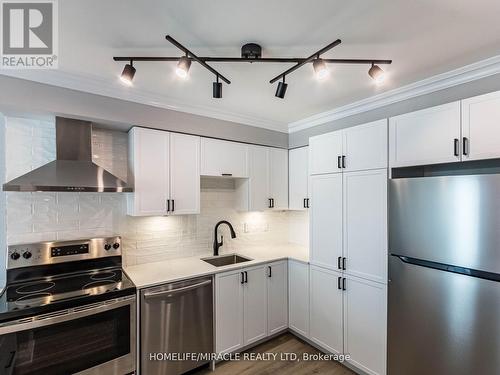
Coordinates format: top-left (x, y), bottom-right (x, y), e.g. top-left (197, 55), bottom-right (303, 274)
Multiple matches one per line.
top-left (127, 127), bottom-right (200, 216)
top-left (343, 169), bottom-right (388, 283)
top-left (248, 146), bottom-right (270, 211)
top-left (288, 260), bottom-right (309, 338)
top-left (289, 147), bottom-right (309, 210)
top-left (201, 138), bottom-right (248, 178)
top-left (267, 261), bottom-right (288, 335)
top-left (169, 133), bottom-right (201, 215)
top-left (309, 266), bottom-right (344, 354)
top-left (389, 102), bottom-right (461, 168)
top-left (310, 173), bottom-right (343, 269)
top-left (462, 91), bottom-right (500, 162)
top-left (127, 127), bottom-right (170, 216)
top-left (309, 131), bottom-right (343, 175)
top-left (268, 148), bottom-right (289, 210)
top-left (343, 119), bottom-right (387, 172)
top-left (343, 275), bottom-right (387, 375)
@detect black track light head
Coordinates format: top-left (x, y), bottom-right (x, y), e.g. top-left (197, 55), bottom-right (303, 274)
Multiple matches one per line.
top-left (120, 61), bottom-right (136, 86)
top-left (176, 55), bottom-right (191, 79)
top-left (213, 75), bottom-right (222, 98)
top-left (275, 76), bottom-right (288, 99)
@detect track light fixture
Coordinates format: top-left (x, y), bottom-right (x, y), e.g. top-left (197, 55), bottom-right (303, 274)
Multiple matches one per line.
top-left (313, 57), bottom-right (329, 80)
top-left (113, 36), bottom-right (392, 99)
top-left (120, 60), bottom-right (136, 86)
top-left (176, 55), bottom-right (191, 79)
top-left (213, 75), bottom-right (222, 98)
top-left (275, 76), bottom-right (288, 99)
top-left (368, 63), bottom-right (386, 84)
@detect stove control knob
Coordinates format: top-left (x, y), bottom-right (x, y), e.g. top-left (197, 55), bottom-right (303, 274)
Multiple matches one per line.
top-left (22, 251), bottom-right (32, 259)
top-left (104, 243), bottom-right (112, 251)
top-left (11, 252), bottom-right (20, 260)
top-left (112, 243), bottom-right (120, 250)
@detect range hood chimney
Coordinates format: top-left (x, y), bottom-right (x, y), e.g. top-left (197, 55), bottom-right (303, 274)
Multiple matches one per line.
top-left (3, 117), bottom-right (133, 192)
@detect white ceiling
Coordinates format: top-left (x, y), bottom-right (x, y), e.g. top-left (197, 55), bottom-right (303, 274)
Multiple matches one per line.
top-left (3, 0), bottom-right (500, 132)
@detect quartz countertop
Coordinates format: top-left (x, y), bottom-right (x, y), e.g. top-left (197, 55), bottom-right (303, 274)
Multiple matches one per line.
top-left (124, 243), bottom-right (309, 289)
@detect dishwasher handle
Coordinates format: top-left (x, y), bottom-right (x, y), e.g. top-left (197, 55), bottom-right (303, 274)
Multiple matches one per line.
top-left (144, 279), bottom-right (212, 300)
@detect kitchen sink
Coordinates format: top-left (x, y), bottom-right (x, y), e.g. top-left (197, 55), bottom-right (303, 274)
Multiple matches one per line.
top-left (202, 254), bottom-right (252, 267)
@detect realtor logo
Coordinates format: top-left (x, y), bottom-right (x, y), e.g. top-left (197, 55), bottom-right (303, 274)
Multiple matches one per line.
top-left (1, 0), bottom-right (58, 68)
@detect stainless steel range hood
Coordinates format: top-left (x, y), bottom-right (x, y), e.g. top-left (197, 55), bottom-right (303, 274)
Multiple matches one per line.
top-left (3, 117), bottom-right (133, 192)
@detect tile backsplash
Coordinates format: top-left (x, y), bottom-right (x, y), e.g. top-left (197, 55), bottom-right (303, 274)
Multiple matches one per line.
top-left (1, 116), bottom-right (309, 275)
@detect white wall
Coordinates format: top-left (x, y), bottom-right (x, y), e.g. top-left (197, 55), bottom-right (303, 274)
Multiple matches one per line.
top-left (0, 116), bottom-right (308, 281)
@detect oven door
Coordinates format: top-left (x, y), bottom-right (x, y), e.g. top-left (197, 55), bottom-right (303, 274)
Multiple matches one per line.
top-left (0, 295), bottom-right (136, 375)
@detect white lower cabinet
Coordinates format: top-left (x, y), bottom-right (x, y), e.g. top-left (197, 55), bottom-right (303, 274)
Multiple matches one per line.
top-left (243, 265), bottom-right (268, 346)
top-left (267, 261), bottom-right (288, 335)
top-left (343, 275), bottom-right (387, 375)
top-left (309, 266), bottom-right (343, 354)
top-left (288, 260), bottom-right (309, 337)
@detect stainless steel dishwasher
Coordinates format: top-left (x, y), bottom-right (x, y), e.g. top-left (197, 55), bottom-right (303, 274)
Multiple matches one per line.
top-left (140, 276), bottom-right (213, 375)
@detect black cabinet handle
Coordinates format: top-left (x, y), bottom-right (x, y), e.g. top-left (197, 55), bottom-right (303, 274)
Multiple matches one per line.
top-left (337, 256), bottom-right (342, 270)
top-left (342, 257), bottom-right (346, 271)
top-left (337, 156), bottom-right (342, 169)
top-left (268, 266), bottom-right (272, 277)
top-left (241, 272), bottom-right (245, 284)
top-left (271, 198), bottom-right (275, 208)
top-left (244, 271), bottom-right (248, 283)
top-left (268, 198), bottom-right (273, 208)
top-left (454, 138), bottom-right (459, 156)
top-left (221, 173), bottom-right (233, 176)
top-left (303, 198), bottom-right (307, 208)
top-left (167, 199), bottom-right (170, 212)
top-left (306, 198), bottom-right (310, 208)
top-left (338, 276), bottom-right (342, 290)
top-left (171, 199), bottom-right (175, 212)
top-left (463, 137), bottom-right (469, 156)
top-left (342, 277), bottom-right (347, 291)
top-left (342, 155), bottom-right (346, 169)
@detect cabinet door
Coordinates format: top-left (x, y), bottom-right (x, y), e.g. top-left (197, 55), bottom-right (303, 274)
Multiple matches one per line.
top-left (310, 266), bottom-right (343, 354)
top-left (289, 147), bottom-right (309, 210)
top-left (309, 131), bottom-right (343, 175)
top-left (216, 270), bottom-right (244, 353)
top-left (169, 133), bottom-right (200, 215)
top-left (310, 174), bottom-right (343, 270)
top-left (127, 127), bottom-right (169, 216)
top-left (389, 102), bottom-right (461, 167)
top-left (201, 138), bottom-right (248, 177)
top-left (248, 146), bottom-right (270, 211)
top-left (462, 91), bottom-right (500, 161)
top-left (288, 260), bottom-right (309, 337)
top-left (243, 265), bottom-right (268, 345)
top-left (343, 169), bottom-right (387, 283)
top-left (343, 275), bottom-right (387, 375)
top-left (343, 119), bottom-right (387, 172)
top-left (267, 261), bottom-right (288, 335)
top-left (269, 148), bottom-right (289, 209)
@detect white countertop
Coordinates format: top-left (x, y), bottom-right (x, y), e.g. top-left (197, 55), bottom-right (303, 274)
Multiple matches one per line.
top-left (124, 244), bottom-right (309, 289)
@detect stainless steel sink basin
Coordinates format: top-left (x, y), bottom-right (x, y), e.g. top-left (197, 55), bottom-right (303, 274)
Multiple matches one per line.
top-left (202, 254), bottom-right (252, 267)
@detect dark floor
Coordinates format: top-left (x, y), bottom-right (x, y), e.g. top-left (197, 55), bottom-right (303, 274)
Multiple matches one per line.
top-left (193, 333), bottom-right (355, 375)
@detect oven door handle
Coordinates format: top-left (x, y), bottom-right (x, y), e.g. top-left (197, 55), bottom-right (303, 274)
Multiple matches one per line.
top-left (0, 296), bottom-right (134, 335)
top-left (143, 279), bottom-right (212, 300)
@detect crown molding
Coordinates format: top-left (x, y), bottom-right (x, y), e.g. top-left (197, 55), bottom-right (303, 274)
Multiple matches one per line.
top-left (0, 70), bottom-right (288, 133)
top-left (288, 55), bottom-right (500, 133)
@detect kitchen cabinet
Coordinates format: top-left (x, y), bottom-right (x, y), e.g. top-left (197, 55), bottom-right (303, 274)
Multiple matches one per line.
top-left (127, 128), bottom-right (200, 216)
top-left (309, 131), bottom-right (343, 175)
top-left (127, 127), bottom-right (170, 216)
top-left (343, 275), bottom-right (387, 375)
top-left (289, 147), bottom-right (309, 210)
top-left (309, 266), bottom-right (343, 354)
top-left (215, 269), bottom-right (244, 354)
top-left (310, 173), bottom-right (343, 269)
top-left (389, 101), bottom-right (461, 168)
top-left (247, 146), bottom-right (288, 211)
top-left (288, 260), bottom-right (309, 337)
top-left (243, 265), bottom-right (268, 346)
top-left (267, 261), bottom-right (288, 335)
top-left (462, 91), bottom-right (500, 161)
top-left (343, 169), bottom-right (388, 283)
top-left (201, 138), bottom-right (248, 178)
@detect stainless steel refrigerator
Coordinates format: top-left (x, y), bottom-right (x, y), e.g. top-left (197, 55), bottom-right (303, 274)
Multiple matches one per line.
top-left (388, 174), bottom-right (500, 375)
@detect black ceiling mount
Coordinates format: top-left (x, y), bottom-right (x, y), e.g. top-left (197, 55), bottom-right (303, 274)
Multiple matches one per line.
top-left (113, 36), bottom-right (392, 97)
